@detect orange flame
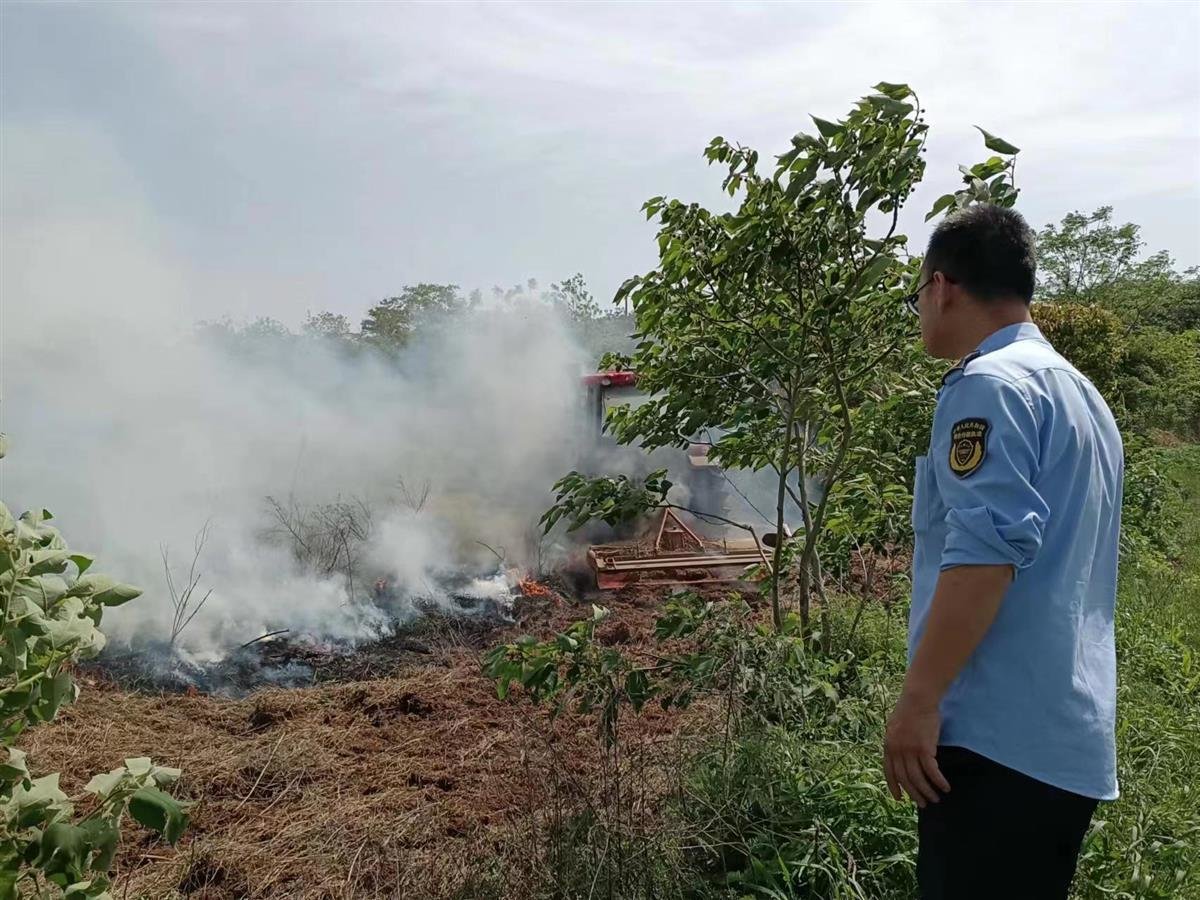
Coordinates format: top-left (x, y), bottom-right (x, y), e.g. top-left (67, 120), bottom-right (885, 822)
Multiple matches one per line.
top-left (518, 578), bottom-right (555, 599)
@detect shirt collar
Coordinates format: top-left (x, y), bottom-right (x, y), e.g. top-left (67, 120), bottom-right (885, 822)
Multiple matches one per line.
top-left (975, 321), bottom-right (1047, 356)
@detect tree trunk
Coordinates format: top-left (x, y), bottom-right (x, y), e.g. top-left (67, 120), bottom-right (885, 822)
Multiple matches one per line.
top-left (770, 398), bottom-right (801, 631)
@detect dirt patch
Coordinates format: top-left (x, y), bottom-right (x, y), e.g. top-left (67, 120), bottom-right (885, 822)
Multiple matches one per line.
top-left (19, 592), bottom-right (701, 899)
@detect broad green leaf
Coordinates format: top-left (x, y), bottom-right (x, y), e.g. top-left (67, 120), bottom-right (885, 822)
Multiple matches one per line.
top-left (129, 787), bottom-right (189, 844)
top-left (13, 573), bottom-right (70, 608)
top-left (84, 769), bottom-right (126, 798)
top-left (78, 818), bottom-right (120, 873)
top-left (865, 94), bottom-right (913, 117)
top-left (857, 255), bottom-right (895, 291)
top-left (0, 748), bottom-right (31, 784)
top-left (29, 549), bottom-right (70, 576)
top-left (123, 757), bottom-right (153, 777)
top-left (64, 878), bottom-right (109, 899)
top-left (152, 765), bottom-right (182, 786)
top-left (11, 773), bottom-right (70, 826)
top-left (34, 670), bottom-right (77, 721)
top-left (872, 81), bottom-right (911, 99)
top-left (92, 582), bottom-right (141, 607)
top-left (34, 823), bottom-right (87, 878)
top-left (974, 126), bottom-right (1020, 155)
top-left (42, 598), bottom-right (104, 653)
top-left (66, 573), bottom-right (115, 598)
top-left (925, 193), bottom-right (956, 222)
top-left (810, 116), bottom-right (842, 139)
top-left (68, 554), bottom-right (95, 576)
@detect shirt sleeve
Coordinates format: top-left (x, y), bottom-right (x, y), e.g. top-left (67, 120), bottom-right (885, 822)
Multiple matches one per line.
top-left (932, 373), bottom-right (1048, 571)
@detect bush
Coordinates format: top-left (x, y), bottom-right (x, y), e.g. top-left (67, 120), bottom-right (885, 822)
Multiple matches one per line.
top-left (1033, 302), bottom-right (1127, 394)
top-left (1073, 448), bottom-right (1200, 899)
top-left (1116, 328), bottom-right (1200, 440)
top-left (1, 503), bottom-right (189, 899)
top-left (682, 729), bottom-right (916, 899)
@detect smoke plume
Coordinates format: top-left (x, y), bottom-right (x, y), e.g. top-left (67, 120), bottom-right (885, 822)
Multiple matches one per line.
top-left (1, 124), bottom-right (592, 654)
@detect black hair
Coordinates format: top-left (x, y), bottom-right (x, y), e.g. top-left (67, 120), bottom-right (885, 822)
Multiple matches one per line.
top-left (924, 204), bottom-right (1036, 302)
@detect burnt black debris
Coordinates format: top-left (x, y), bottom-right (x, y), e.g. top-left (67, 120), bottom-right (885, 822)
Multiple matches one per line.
top-left (89, 575), bottom-right (518, 696)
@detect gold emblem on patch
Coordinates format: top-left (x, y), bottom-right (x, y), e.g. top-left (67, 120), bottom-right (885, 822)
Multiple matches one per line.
top-left (949, 418), bottom-right (989, 477)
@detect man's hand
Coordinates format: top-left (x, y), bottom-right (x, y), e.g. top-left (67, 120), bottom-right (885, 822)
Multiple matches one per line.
top-left (885, 564), bottom-right (1011, 807)
top-left (884, 691), bottom-right (950, 807)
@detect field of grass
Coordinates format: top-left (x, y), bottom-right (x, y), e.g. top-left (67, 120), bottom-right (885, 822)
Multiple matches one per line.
top-left (1073, 450), bottom-right (1200, 899)
top-left (17, 450), bottom-right (1199, 899)
top-left (486, 446), bottom-right (1200, 900)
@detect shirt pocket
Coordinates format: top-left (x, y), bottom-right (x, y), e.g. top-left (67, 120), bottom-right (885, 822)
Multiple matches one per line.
top-left (912, 455), bottom-right (933, 534)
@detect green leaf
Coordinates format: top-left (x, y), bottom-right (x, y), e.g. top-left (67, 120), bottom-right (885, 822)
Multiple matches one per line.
top-left (784, 160), bottom-right (819, 201)
top-left (856, 255), bottom-right (895, 292)
top-left (66, 573), bottom-right (114, 598)
top-left (35, 670), bottom-right (76, 721)
top-left (974, 126), bottom-right (1020, 155)
top-left (69, 554), bottom-right (95, 576)
top-left (124, 757), bottom-right (153, 777)
top-left (35, 823), bottom-right (88, 878)
top-left (614, 276), bottom-right (640, 305)
top-left (79, 819), bottom-right (120, 872)
top-left (11, 773), bottom-right (69, 826)
top-left (811, 116), bottom-right (842, 139)
top-left (925, 193), bottom-right (956, 222)
top-left (93, 582), bottom-right (141, 607)
top-left (29, 550), bottom-right (70, 576)
top-left (872, 81), bottom-right (911, 100)
top-left (84, 769), bottom-right (126, 798)
top-left (625, 669), bottom-right (652, 712)
top-left (865, 94), bottom-right (913, 117)
top-left (128, 787), bottom-right (189, 844)
top-left (0, 748), bottom-right (31, 784)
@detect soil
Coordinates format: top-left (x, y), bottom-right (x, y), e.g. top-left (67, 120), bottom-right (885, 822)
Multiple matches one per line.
top-left (19, 586), bottom-right (708, 899)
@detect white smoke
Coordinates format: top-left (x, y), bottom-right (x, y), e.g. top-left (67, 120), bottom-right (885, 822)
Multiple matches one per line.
top-left (0, 124), bottom-right (592, 652)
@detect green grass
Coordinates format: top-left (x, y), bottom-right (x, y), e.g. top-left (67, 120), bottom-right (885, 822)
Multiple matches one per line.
top-left (483, 446), bottom-right (1200, 900)
top-left (1072, 447), bottom-right (1200, 899)
top-left (679, 445), bottom-right (1200, 900)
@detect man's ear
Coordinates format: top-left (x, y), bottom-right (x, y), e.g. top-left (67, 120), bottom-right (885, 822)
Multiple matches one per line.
top-left (930, 270), bottom-right (950, 311)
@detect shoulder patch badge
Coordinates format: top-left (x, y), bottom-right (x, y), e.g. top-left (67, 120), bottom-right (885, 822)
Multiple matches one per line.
top-left (948, 418), bottom-right (989, 477)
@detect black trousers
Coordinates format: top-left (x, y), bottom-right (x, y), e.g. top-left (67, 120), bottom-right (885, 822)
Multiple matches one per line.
top-left (917, 745), bottom-right (1098, 900)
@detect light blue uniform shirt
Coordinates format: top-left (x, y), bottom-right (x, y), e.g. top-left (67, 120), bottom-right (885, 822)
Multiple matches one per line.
top-left (909, 322), bottom-right (1123, 800)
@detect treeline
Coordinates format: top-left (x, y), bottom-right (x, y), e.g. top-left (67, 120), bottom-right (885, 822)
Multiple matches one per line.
top-left (1033, 206), bottom-right (1200, 441)
top-left (198, 274), bottom-right (636, 363)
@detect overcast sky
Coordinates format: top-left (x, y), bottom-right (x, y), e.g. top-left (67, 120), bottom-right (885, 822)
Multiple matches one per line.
top-left (3, 1), bottom-right (1198, 325)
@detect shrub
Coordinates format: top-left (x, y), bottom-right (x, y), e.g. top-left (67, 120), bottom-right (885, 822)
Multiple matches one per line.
top-left (1116, 328), bottom-right (1200, 440)
top-left (1033, 301), bottom-right (1127, 394)
top-left (1, 503), bottom-right (189, 899)
top-left (682, 729), bottom-right (916, 899)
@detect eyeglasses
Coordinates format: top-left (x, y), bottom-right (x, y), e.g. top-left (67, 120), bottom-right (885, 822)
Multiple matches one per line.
top-left (901, 278), bottom-right (933, 317)
top-left (901, 273), bottom-right (957, 316)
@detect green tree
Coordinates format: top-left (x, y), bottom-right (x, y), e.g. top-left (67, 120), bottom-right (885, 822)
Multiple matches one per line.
top-left (1117, 328), bottom-right (1200, 439)
top-left (549, 273), bottom-right (602, 323)
top-left (543, 86), bottom-right (1019, 635)
top-left (302, 310), bottom-right (353, 341)
top-left (360, 283), bottom-right (466, 348)
top-left (1036, 206), bottom-right (1143, 302)
top-left (1032, 302), bottom-right (1127, 395)
top-left (1035, 207), bottom-right (1200, 331)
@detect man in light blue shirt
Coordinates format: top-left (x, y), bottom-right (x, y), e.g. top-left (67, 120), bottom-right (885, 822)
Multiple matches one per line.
top-left (884, 205), bottom-right (1123, 899)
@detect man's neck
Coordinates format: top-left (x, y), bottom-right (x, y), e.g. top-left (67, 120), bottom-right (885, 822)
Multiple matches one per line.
top-left (955, 300), bottom-right (1033, 358)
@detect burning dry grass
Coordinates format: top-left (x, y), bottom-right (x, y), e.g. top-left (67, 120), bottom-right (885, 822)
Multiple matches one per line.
top-left (17, 592), bottom-right (696, 899)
